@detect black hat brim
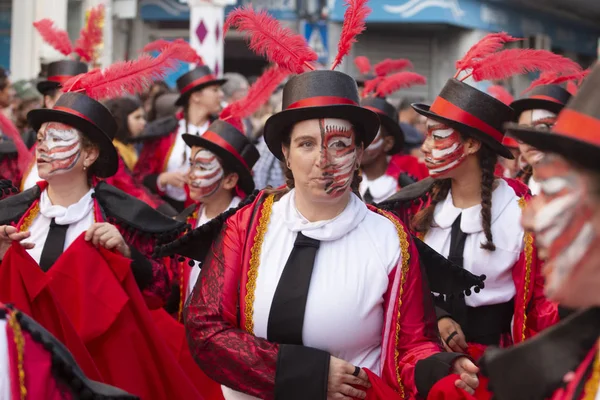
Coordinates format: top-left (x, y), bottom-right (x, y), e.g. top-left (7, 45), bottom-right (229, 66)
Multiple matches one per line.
top-left (510, 98), bottom-right (565, 120)
top-left (505, 122), bottom-right (600, 172)
top-left (263, 104), bottom-right (380, 161)
top-left (182, 133), bottom-right (255, 195)
top-left (175, 79), bottom-right (227, 107)
top-left (36, 81), bottom-right (61, 96)
top-left (27, 108), bottom-right (119, 178)
top-left (412, 103), bottom-right (514, 159)
top-left (378, 113), bottom-right (404, 155)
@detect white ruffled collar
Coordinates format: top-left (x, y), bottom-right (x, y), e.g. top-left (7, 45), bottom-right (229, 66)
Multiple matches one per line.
top-left (280, 189), bottom-right (368, 241)
top-left (39, 188), bottom-right (95, 225)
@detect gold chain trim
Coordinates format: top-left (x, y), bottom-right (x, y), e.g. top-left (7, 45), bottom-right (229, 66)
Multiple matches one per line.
top-left (583, 342), bottom-right (600, 400)
top-left (19, 202), bottom-right (40, 233)
top-left (7, 310), bottom-right (27, 400)
top-left (178, 208), bottom-right (200, 322)
top-left (244, 195), bottom-right (274, 334)
top-left (518, 197), bottom-right (532, 342)
top-left (377, 209), bottom-right (409, 399)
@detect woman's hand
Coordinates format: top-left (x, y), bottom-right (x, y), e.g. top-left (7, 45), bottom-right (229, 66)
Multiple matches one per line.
top-left (158, 171), bottom-right (187, 189)
top-left (0, 225), bottom-right (34, 259)
top-left (85, 223), bottom-right (131, 258)
top-left (438, 317), bottom-right (468, 353)
top-left (452, 357), bottom-right (479, 394)
top-left (327, 357), bottom-right (371, 400)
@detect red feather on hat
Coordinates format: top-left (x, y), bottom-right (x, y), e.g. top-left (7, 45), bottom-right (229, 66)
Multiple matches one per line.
top-left (469, 49), bottom-right (582, 82)
top-left (455, 32), bottom-right (521, 75)
top-left (362, 76), bottom-right (385, 96)
top-left (375, 72), bottom-right (426, 97)
top-left (73, 4), bottom-right (105, 63)
top-left (63, 42), bottom-right (184, 100)
top-left (522, 69), bottom-right (590, 94)
top-left (225, 6), bottom-right (317, 74)
top-left (221, 65), bottom-right (289, 121)
top-left (33, 19), bottom-right (73, 57)
top-left (374, 58), bottom-right (413, 77)
top-left (142, 38), bottom-right (204, 65)
top-left (331, 0), bottom-right (371, 70)
top-left (487, 85), bottom-right (513, 105)
top-left (354, 56), bottom-right (371, 75)
top-left (0, 113), bottom-right (33, 174)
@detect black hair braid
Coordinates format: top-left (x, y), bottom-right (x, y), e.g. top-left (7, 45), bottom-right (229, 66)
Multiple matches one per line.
top-left (479, 145), bottom-right (497, 251)
top-left (411, 179), bottom-right (451, 234)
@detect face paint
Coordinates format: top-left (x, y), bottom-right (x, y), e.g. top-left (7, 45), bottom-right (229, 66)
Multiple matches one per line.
top-left (423, 120), bottom-right (466, 177)
top-left (318, 118), bottom-right (357, 198)
top-left (361, 129), bottom-right (385, 165)
top-left (522, 154), bottom-right (599, 299)
top-left (520, 109), bottom-right (558, 166)
top-left (188, 148), bottom-right (224, 199)
top-left (37, 122), bottom-right (81, 175)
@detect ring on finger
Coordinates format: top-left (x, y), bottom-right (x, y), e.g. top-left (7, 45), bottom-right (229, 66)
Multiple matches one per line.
top-left (352, 366), bottom-right (361, 377)
top-left (445, 331), bottom-right (459, 346)
top-left (3, 225), bottom-right (8, 238)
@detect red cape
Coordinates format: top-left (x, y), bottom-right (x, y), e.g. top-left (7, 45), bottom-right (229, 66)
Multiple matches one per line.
top-left (0, 236), bottom-right (204, 399)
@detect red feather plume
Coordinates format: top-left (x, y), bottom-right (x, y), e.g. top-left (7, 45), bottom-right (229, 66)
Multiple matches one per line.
top-left (487, 85), bottom-right (513, 105)
top-left (522, 69), bottom-right (590, 94)
top-left (470, 49), bottom-right (582, 82)
top-left (142, 38), bottom-right (204, 65)
top-left (455, 32), bottom-right (521, 74)
top-left (375, 72), bottom-right (426, 97)
top-left (0, 113), bottom-right (33, 174)
top-left (566, 80), bottom-right (579, 95)
top-left (221, 65), bottom-right (289, 120)
top-left (73, 4), bottom-right (105, 62)
top-left (354, 56), bottom-right (371, 75)
top-left (374, 58), bottom-right (413, 77)
top-left (331, 0), bottom-right (371, 70)
top-left (225, 6), bottom-right (317, 74)
top-left (63, 42), bottom-right (184, 100)
top-left (362, 76), bottom-right (385, 96)
top-left (33, 19), bottom-right (73, 56)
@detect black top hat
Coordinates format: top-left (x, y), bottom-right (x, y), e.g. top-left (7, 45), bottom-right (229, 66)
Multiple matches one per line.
top-left (183, 120), bottom-right (259, 195)
top-left (412, 78), bottom-right (515, 159)
top-left (175, 65), bottom-right (227, 107)
top-left (361, 96), bottom-right (404, 155)
top-left (506, 63), bottom-right (600, 172)
top-left (263, 70), bottom-right (380, 161)
top-left (355, 73), bottom-right (376, 88)
top-left (27, 92), bottom-right (119, 177)
top-left (510, 84), bottom-right (571, 119)
top-left (36, 60), bottom-right (88, 95)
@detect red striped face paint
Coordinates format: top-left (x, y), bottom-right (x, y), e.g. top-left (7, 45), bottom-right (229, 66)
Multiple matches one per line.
top-left (188, 147), bottom-right (224, 200)
top-left (423, 120), bottom-right (466, 177)
top-left (318, 118), bottom-right (357, 198)
top-left (36, 122), bottom-right (81, 176)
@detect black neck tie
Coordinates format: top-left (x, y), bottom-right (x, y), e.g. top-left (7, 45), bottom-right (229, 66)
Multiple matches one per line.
top-left (363, 188), bottom-right (374, 204)
top-left (39, 218), bottom-right (69, 272)
top-left (447, 214), bottom-right (468, 327)
top-left (267, 232), bottom-right (320, 345)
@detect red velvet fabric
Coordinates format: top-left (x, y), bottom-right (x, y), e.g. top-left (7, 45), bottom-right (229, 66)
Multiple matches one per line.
top-left (389, 154), bottom-right (430, 182)
top-left (427, 374), bottom-right (478, 400)
top-left (0, 155), bottom-right (21, 186)
top-left (364, 368), bottom-right (403, 400)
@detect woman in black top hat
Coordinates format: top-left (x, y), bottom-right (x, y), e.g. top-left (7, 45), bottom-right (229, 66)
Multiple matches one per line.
top-left (480, 62), bottom-right (600, 400)
top-left (134, 44), bottom-right (226, 212)
top-left (161, 5), bottom-right (482, 399)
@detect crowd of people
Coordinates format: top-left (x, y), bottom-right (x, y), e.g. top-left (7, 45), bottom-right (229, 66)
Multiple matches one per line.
top-left (0, 2), bottom-right (597, 399)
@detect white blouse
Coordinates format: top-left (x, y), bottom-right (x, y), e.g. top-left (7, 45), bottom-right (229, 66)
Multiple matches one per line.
top-left (424, 179), bottom-right (523, 307)
top-left (224, 190), bottom-right (401, 400)
top-left (25, 189), bottom-right (95, 265)
top-left (359, 174), bottom-right (398, 204)
top-left (161, 119), bottom-right (209, 201)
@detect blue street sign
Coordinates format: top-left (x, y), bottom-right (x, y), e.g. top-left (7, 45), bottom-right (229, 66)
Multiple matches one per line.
top-left (303, 21), bottom-right (329, 65)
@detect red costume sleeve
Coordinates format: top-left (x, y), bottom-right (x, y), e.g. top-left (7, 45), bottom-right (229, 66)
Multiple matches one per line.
top-left (184, 214), bottom-right (279, 399)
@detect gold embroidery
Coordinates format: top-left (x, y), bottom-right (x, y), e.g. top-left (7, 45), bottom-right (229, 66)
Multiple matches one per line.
top-left (178, 207), bottom-right (200, 322)
top-left (244, 195), bottom-right (274, 335)
top-left (7, 310), bottom-right (27, 400)
top-left (19, 202), bottom-right (40, 232)
top-left (377, 209), bottom-right (409, 399)
top-left (583, 342), bottom-right (600, 400)
top-left (518, 197), bottom-right (532, 342)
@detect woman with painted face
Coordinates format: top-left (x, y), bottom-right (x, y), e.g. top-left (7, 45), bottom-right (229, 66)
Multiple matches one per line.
top-left (134, 49), bottom-right (226, 212)
top-left (480, 62), bottom-right (600, 400)
top-left (380, 36), bottom-right (580, 366)
top-left (0, 54), bottom-right (205, 399)
top-left (156, 7), bottom-right (486, 400)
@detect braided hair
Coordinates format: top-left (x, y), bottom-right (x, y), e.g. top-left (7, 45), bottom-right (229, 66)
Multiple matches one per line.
top-left (411, 179), bottom-right (451, 234)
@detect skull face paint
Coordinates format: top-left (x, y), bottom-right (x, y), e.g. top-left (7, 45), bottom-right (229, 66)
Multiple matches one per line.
top-left (521, 153), bottom-right (599, 301)
top-left (318, 118), bottom-right (357, 198)
top-left (36, 122), bottom-right (82, 176)
top-left (423, 120), bottom-right (466, 177)
top-left (188, 148), bottom-right (224, 200)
